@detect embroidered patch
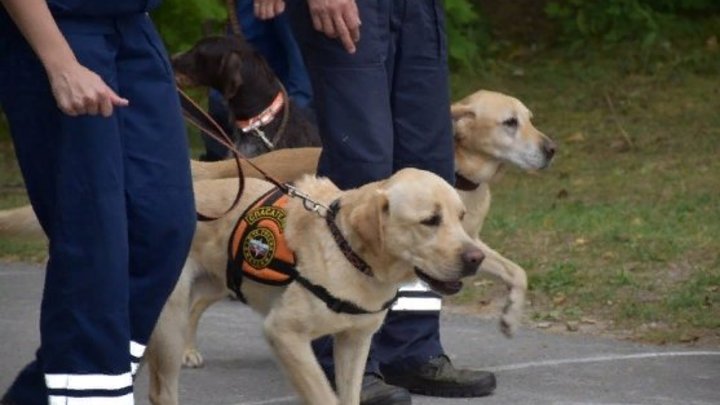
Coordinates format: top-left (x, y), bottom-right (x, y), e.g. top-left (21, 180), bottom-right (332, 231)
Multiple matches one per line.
top-left (227, 188), bottom-right (296, 293)
top-left (244, 224), bottom-right (276, 269)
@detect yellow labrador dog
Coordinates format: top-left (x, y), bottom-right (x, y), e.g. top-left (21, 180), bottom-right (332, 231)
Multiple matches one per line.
top-left (186, 89), bottom-right (556, 339)
top-left (146, 168), bottom-right (484, 405)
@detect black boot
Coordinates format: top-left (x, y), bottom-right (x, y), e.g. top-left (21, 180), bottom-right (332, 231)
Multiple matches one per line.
top-left (383, 355), bottom-right (496, 397)
top-left (360, 373), bottom-right (412, 405)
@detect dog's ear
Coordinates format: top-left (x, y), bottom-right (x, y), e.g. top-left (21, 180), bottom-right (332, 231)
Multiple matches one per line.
top-left (349, 190), bottom-right (388, 254)
top-left (218, 51), bottom-right (244, 99)
top-left (450, 104), bottom-right (476, 139)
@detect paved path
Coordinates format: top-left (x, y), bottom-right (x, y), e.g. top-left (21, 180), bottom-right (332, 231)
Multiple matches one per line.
top-left (1, 262), bottom-right (719, 404)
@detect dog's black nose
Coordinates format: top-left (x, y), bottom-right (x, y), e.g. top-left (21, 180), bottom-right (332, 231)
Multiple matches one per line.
top-left (543, 139), bottom-right (557, 160)
top-left (461, 246), bottom-right (484, 277)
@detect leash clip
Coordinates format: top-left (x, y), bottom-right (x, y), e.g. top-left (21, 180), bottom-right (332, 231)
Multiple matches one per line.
top-left (251, 128), bottom-right (275, 150)
top-left (286, 184), bottom-right (332, 218)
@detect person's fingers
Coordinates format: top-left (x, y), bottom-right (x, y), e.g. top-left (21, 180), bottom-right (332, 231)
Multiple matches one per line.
top-left (320, 12), bottom-right (336, 38)
top-left (85, 94), bottom-right (99, 116)
top-left (109, 93), bottom-right (129, 107)
top-left (56, 94), bottom-right (77, 116)
top-left (310, 12), bottom-right (323, 32)
top-left (261, 2), bottom-right (273, 19)
top-left (99, 94), bottom-right (114, 117)
top-left (274, 0), bottom-right (285, 16)
top-left (343, 4), bottom-right (361, 43)
top-left (332, 14), bottom-right (355, 53)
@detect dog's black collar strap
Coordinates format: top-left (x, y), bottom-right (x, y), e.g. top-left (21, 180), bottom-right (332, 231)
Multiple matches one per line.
top-left (454, 172), bottom-right (481, 191)
top-left (325, 199), bottom-right (374, 278)
top-left (293, 273), bottom-right (398, 314)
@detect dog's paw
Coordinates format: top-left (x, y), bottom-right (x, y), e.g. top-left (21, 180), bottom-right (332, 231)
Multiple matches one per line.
top-left (182, 348), bottom-right (205, 368)
top-left (499, 316), bottom-right (516, 338)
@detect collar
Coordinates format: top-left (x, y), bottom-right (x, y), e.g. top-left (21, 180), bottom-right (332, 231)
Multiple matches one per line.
top-left (325, 199), bottom-right (374, 278)
top-left (236, 91), bottom-right (285, 133)
top-left (454, 172), bottom-right (481, 191)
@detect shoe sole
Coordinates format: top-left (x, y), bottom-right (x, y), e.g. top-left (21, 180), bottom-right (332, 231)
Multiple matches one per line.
top-left (389, 376), bottom-right (497, 398)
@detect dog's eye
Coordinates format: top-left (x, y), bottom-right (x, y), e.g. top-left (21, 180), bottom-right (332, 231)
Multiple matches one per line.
top-left (421, 214), bottom-right (442, 227)
top-left (503, 117), bottom-right (518, 128)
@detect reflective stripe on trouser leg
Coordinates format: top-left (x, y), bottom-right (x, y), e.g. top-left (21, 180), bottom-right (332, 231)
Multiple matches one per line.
top-left (391, 281), bottom-right (442, 312)
top-left (130, 341), bottom-right (146, 376)
top-left (45, 372), bottom-right (133, 405)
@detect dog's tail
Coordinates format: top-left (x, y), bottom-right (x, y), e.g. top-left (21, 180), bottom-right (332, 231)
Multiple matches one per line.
top-left (0, 205), bottom-right (46, 241)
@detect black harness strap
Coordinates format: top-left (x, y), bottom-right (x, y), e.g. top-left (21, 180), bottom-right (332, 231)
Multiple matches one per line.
top-left (293, 272), bottom-right (399, 315)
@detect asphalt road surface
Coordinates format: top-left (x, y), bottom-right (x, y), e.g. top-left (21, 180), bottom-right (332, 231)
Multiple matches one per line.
top-left (1, 262), bottom-right (718, 404)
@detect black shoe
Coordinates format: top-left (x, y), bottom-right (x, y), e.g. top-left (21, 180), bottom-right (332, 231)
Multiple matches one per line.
top-left (360, 373), bottom-right (412, 405)
top-left (383, 355), bottom-right (496, 398)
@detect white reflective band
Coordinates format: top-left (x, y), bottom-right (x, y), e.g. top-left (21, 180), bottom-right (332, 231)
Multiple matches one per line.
top-left (49, 393), bottom-right (134, 405)
top-left (398, 280), bottom-right (431, 292)
top-left (391, 296), bottom-right (442, 311)
top-left (131, 361), bottom-right (139, 376)
top-left (45, 372), bottom-right (132, 391)
top-left (129, 341), bottom-right (146, 358)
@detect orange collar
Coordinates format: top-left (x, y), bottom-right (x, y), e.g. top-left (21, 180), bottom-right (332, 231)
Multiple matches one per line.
top-left (236, 91), bottom-right (285, 133)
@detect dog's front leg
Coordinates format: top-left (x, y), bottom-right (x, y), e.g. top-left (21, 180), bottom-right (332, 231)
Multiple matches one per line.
top-left (475, 239), bottom-right (528, 337)
top-left (264, 316), bottom-right (338, 405)
top-left (334, 328), bottom-right (375, 405)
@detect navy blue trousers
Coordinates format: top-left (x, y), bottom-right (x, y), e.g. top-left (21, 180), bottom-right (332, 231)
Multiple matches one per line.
top-left (288, 0), bottom-right (454, 378)
top-left (0, 12), bottom-right (195, 404)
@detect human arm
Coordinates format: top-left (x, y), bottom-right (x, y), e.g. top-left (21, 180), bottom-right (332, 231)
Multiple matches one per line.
top-left (253, 0), bottom-right (360, 54)
top-left (1, 0), bottom-right (128, 116)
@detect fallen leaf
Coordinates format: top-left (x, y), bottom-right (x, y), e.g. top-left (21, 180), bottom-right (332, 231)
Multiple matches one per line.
top-left (567, 132), bottom-right (585, 142)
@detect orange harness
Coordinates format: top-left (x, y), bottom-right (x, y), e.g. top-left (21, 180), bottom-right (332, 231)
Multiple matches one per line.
top-left (227, 188), bottom-right (296, 298)
top-left (225, 187), bottom-right (399, 314)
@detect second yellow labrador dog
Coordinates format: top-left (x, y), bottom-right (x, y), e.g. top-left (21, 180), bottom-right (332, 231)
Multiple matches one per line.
top-left (146, 168), bottom-right (484, 405)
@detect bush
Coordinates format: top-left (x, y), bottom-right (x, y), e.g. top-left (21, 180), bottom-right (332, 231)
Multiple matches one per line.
top-left (545, 0), bottom-right (720, 48)
top-left (445, 0), bottom-right (493, 69)
top-left (151, 0), bottom-right (226, 54)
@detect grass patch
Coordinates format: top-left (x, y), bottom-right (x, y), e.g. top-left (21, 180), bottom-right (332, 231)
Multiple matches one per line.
top-left (447, 39), bottom-right (720, 344)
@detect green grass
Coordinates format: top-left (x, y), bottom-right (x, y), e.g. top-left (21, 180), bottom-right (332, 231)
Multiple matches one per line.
top-left (446, 39), bottom-right (720, 344)
top-left (1, 38), bottom-right (718, 344)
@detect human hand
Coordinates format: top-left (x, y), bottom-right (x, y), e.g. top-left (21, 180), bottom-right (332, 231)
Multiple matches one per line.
top-left (306, 0), bottom-right (361, 53)
top-left (253, 0), bottom-right (286, 20)
top-left (46, 61), bottom-right (129, 117)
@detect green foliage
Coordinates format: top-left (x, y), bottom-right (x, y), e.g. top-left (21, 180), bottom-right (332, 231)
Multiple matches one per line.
top-left (151, 0), bottom-right (227, 54)
top-left (545, 0), bottom-right (720, 48)
top-left (444, 0), bottom-right (492, 69)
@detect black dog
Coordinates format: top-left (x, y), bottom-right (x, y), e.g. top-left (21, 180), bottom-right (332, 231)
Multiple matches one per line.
top-left (172, 35), bottom-right (320, 159)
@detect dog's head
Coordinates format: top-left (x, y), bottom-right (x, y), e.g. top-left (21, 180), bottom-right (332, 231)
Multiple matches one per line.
top-left (345, 168), bottom-right (484, 295)
top-left (452, 90), bottom-right (557, 176)
top-left (171, 35), bottom-right (275, 101)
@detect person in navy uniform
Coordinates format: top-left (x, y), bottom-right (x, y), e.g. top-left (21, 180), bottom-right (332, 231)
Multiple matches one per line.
top-left (0, 0), bottom-right (195, 404)
top-left (252, 0), bottom-right (498, 404)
